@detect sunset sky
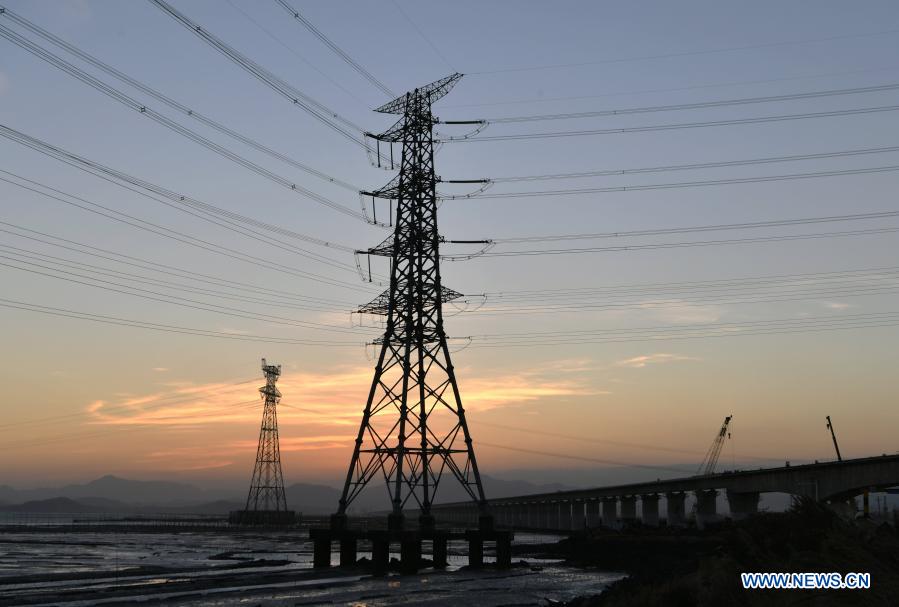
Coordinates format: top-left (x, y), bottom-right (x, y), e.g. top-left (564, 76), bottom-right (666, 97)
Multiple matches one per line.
top-left (1, 0), bottom-right (898, 495)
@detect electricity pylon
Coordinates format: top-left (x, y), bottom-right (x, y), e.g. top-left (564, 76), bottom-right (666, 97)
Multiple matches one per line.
top-left (335, 74), bottom-right (490, 530)
top-left (244, 358), bottom-right (289, 516)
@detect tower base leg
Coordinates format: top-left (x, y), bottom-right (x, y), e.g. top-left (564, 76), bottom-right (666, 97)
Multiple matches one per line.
top-left (468, 537), bottom-right (484, 568)
top-left (400, 537), bottom-right (421, 574)
top-left (312, 535), bottom-right (331, 568)
top-left (432, 536), bottom-right (448, 568)
top-left (371, 535), bottom-right (390, 576)
top-left (339, 536), bottom-right (357, 567)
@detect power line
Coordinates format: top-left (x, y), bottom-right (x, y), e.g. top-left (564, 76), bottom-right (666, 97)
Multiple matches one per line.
top-left (0, 253), bottom-right (373, 335)
top-left (440, 104), bottom-right (899, 142)
top-left (0, 23), bottom-right (365, 220)
top-left (480, 82), bottom-right (899, 124)
top-left (224, 0), bottom-right (373, 108)
top-left (0, 124), bottom-right (359, 265)
top-left (0, 244), bottom-right (346, 313)
top-left (453, 165), bottom-right (899, 200)
top-left (0, 221), bottom-right (356, 307)
top-left (472, 419), bottom-right (786, 463)
top-left (478, 442), bottom-right (692, 474)
top-left (389, 0), bottom-right (456, 72)
top-left (450, 227), bottom-right (899, 260)
top-left (471, 310), bottom-right (899, 338)
top-left (273, 0), bottom-right (395, 97)
top-left (148, 0), bottom-right (371, 149)
top-left (491, 145), bottom-right (899, 183)
top-left (468, 27), bottom-right (899, 75)
top-left (0, 297), bottom-right (364, 346)
top-left (481, 264), bottom-right (899, 299)
top-left (476, 270), bottom-right (899, 302)
top-left (446, 66), bottom-right (899, 109)
top-left (0, 170), bottom-right (371, 291)
top-left (488, 210), bottom-right (899, 244)
top-left (467, 284), bottom-right (899, 316)
top-left (466, 312), bottom-right (899, 347)
top-left (0, 5), bottom-right (360, 192)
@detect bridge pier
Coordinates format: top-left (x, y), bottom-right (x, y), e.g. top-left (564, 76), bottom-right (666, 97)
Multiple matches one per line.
top-left (585, 499), bottom-right (601, 528)
top-left (641, 494), bottom-right (660, 526)
top-left (666, 491), bottom-right (686, 526)
top-left (558, 500), bottom-right (573, 530)
top-left (601, 497), bottom-right (619, 528)
top-left (727, 490), bottom-right (759, 520)
top-left (539, 501), bottom-right (551, 529)
top-left (620, 495), bottom-right (637, 523)
top-left (695, 489), bottom-right (718, 528)
top-left (571, 500), bottom-right (583, 529)
top-left (526, 503), bottom-right (538, 528)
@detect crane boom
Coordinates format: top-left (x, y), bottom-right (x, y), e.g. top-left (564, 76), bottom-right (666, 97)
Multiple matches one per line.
top-left (826, 415), bottom-right (842, 461)
top-left (697, 415), bottom-right (733, 475)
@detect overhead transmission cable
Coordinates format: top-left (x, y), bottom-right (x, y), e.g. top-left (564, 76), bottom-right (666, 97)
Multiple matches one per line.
top-left (451, 226), bottom-right (899, 259)
top-left (440, 104), bottom-right (899, 142)
top-left (0, 5), bottom-right (360, 192)
top-left (389, 0), bottom-right (456, 72)
top-left (467, 27), bottom-right (899, 75)
top-left (480, 265), bottom-right (899, 300)
top-left (464, 312), bottom-right (899, 347)
top-left (272, 0), bottom-right (395, 97)
top-left (446, 65), bottom-right (899, 109)
top-left (0, 253), bottom-right (373, 334)
top-left (148, 0), bottom-right (375, 153)
top-left (0, 124), bottom-right (359, 268)
top-left (0, 23), bottom-right (365, 220)
top-left (466, 283), bottom-right (899, 316)
top-left (454, 164), bottom-right (899, 200)
top-left (0, 221), bottom-right (356, 307)
top-left (487, 210), bottom-right (899, 244)
top-left (489, 144), bottom-right (899, 183)
top-left (472, 419), bottom-right (787, 463)
top-left (0, 170), bottom-right (371, 291)
top-left (223, 0), bottom-right (372, 108)
top-left (478, 82), bottom-right (899, 123)
top-left (0, 297), bottom-right (364, 346)
top-left (0, 243), bottom-right (345, 313)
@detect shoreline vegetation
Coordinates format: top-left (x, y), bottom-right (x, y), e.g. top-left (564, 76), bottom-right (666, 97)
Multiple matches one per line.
top-left (554, 499), bottom-right (899, 606)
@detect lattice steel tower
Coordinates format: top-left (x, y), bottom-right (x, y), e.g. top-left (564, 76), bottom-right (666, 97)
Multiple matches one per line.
top-left (244, 358), bottom-right (289, 514)
top-left (335, 74), bottom-right (489, 530)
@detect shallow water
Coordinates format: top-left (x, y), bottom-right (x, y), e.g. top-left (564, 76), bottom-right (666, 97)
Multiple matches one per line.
top-left (0, 526), bottom-right (623, 606)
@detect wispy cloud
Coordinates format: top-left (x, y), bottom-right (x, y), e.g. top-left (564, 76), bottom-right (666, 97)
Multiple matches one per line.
top-left (823, 301), bottom-right (853, 310)
top-left (616, 353), bottom-right (699, 369)
top-left (86, 360), bottom-right (599, 428)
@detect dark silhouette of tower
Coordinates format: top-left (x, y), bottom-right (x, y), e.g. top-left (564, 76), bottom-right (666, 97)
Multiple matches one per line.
top-left (231, 358), bottom-right (295, 526)
top-left (335, 74), bottom-right (490, 530)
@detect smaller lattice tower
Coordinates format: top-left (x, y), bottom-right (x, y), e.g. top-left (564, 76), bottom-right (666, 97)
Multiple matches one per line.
top-left (231, 359), bottom-right (295, 525)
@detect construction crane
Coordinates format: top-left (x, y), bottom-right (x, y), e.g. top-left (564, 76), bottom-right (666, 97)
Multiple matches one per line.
top-left (826, 415), bottom-right (842, 461)
top-left (697, 415), bottom-right (733, 476)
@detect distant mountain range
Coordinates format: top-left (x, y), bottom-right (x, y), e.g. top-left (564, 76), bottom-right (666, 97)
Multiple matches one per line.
top-left (0, 474), bottom-right (571, 515)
